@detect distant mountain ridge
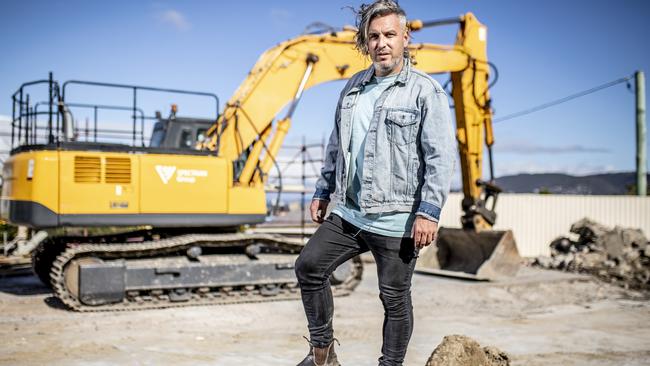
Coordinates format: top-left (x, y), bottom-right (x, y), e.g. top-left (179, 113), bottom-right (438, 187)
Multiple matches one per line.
top-left (495, 172), bottom-right (650, 195)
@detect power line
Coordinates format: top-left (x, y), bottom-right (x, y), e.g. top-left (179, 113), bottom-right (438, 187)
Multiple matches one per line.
top-left (493, 74), bottom-right (634, 123)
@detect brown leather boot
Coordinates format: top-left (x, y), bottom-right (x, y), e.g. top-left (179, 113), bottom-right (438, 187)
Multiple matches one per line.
top-left (296, 338), bottom-right (340, 366)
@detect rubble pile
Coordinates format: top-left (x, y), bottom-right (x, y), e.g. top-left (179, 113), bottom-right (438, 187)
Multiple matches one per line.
top-left (533, 218), bottom-right (650, 290)
top-left (425, 335), bottom-right (510, 366)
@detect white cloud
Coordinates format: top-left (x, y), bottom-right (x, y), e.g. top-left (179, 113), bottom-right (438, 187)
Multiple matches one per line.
top-left (157, 9), bottom-right (191, 31)
top-left (495, 142), bottom-right (610, 154)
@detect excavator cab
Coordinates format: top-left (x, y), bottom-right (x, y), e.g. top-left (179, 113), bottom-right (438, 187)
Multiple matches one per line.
top-left (149, 113), bottom-right (213, 149)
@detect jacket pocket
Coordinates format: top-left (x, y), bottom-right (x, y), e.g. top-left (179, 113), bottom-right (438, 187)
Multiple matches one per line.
top-left (385, 108), bottom-right (419, 146)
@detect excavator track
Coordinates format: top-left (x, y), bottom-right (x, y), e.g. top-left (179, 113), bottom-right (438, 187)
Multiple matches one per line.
top-left (49, 233), bottom-right (363, 312)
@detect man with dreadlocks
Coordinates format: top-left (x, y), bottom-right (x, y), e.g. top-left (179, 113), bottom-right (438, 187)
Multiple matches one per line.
top-left (295, 1), bottom-right (456, 365)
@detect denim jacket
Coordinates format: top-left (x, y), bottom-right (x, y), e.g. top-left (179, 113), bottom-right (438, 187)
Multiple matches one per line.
top-left (313, 59), bottom-right (456, 222)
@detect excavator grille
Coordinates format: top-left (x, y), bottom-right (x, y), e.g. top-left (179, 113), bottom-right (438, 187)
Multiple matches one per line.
top-left (74, 156), bottom-right (101, 183)
top-left (105, 157), bottom-right (131, 183)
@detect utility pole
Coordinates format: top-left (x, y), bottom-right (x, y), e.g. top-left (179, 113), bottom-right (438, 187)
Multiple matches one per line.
top-left (636, 70), bottom-right (647, 196)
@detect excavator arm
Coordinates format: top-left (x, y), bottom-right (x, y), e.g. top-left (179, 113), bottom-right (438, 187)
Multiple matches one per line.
top-left (413, 14), bottom-right (498, 230)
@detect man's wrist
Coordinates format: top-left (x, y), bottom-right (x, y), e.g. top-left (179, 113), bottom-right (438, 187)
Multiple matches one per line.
top-left (313, 188), bottom-right (331, 202)
top-left (415, 201), bottom-right (441, 222)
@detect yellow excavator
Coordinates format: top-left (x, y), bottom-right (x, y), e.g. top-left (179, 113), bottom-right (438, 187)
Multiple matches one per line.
top-left (1, 13), bottom-right (519, 311)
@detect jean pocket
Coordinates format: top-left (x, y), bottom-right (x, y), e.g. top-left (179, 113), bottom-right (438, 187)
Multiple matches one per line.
top-left (385, 108), bottom-right (418, 146)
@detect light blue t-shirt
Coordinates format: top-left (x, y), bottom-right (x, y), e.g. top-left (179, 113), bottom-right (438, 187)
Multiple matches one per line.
top-left (332, 74), bottom-right (414, 237)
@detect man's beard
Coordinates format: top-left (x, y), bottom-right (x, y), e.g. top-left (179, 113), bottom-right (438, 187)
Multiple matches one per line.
top-left (373, 55), bottom-right (403, 75)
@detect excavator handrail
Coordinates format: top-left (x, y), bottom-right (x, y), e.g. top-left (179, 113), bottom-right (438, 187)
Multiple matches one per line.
top-left (61, 79), bottom-right (220, 120)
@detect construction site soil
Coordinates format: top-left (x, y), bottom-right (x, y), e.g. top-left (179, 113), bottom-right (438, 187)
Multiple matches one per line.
top-left (1, 262), bottom-right (649, 365)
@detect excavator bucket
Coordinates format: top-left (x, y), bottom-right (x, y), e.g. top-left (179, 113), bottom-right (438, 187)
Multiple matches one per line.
top-left (415, 227), bottom-right (521, 280)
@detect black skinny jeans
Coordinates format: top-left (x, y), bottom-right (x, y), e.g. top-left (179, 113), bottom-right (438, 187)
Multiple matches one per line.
top-left (295, 214), bottom-right (418, 366)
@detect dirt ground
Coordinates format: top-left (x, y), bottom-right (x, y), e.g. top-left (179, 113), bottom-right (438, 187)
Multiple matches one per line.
top-left (1, 262), bottom-right (649, 366)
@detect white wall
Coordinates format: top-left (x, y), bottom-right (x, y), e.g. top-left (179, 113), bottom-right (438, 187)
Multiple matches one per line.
top-left (439, 193), bottom-right (650, 257)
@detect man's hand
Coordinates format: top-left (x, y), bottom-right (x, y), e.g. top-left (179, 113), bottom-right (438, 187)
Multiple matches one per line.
top-left (310, 199), bottom-right (329, 223)
top-left (411, 216), bottom-right (438, 249)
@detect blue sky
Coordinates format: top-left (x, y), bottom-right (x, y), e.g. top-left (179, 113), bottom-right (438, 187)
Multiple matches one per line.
top-left (1, 0), bottom-right (649, 184)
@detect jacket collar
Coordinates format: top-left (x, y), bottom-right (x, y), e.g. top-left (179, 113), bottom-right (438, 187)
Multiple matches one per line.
top-left (356, 56), bottom-right (411, 90)
top-left (395, 56), bottom-right (410, 84)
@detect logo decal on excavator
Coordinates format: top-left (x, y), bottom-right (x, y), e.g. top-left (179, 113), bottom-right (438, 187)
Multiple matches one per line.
top-left (155, 165), bottom-right (208, 184)
top-left (155, 165), bottom-right (176, 184)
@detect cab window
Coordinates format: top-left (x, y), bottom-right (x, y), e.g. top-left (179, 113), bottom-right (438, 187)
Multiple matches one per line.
top-left (180, 129), bottom-right (193, 148)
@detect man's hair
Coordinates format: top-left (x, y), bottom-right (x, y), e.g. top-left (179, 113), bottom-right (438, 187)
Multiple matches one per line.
top-left (353, 0), bottom-right (407, 56)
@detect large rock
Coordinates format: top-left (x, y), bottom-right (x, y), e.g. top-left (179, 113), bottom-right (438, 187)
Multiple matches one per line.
top-left (597, 228), bottom-right (626, 259)
top-left (549, 237), bottom-right (574, 254)
top-left (426, 335), bottom-right (510, 366)
top-left (620, 227), bottom-right (648, 249)
top-left (570, 218), bottom-right (610, 243)
top-left (580, 252), bottom-right (607, 270)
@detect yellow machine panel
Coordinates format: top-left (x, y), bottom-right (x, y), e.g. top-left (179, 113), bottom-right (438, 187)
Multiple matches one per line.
top-left (59, 151), bottom-right (138, 214)
top-left (139, 154), bottom-right (229, 214)
top-left (2, 148), bottom-right (267, 227)
top-left (228, 185), bottom-right (267, 215)
top-left (1, 150), bottom-right (59, 213)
